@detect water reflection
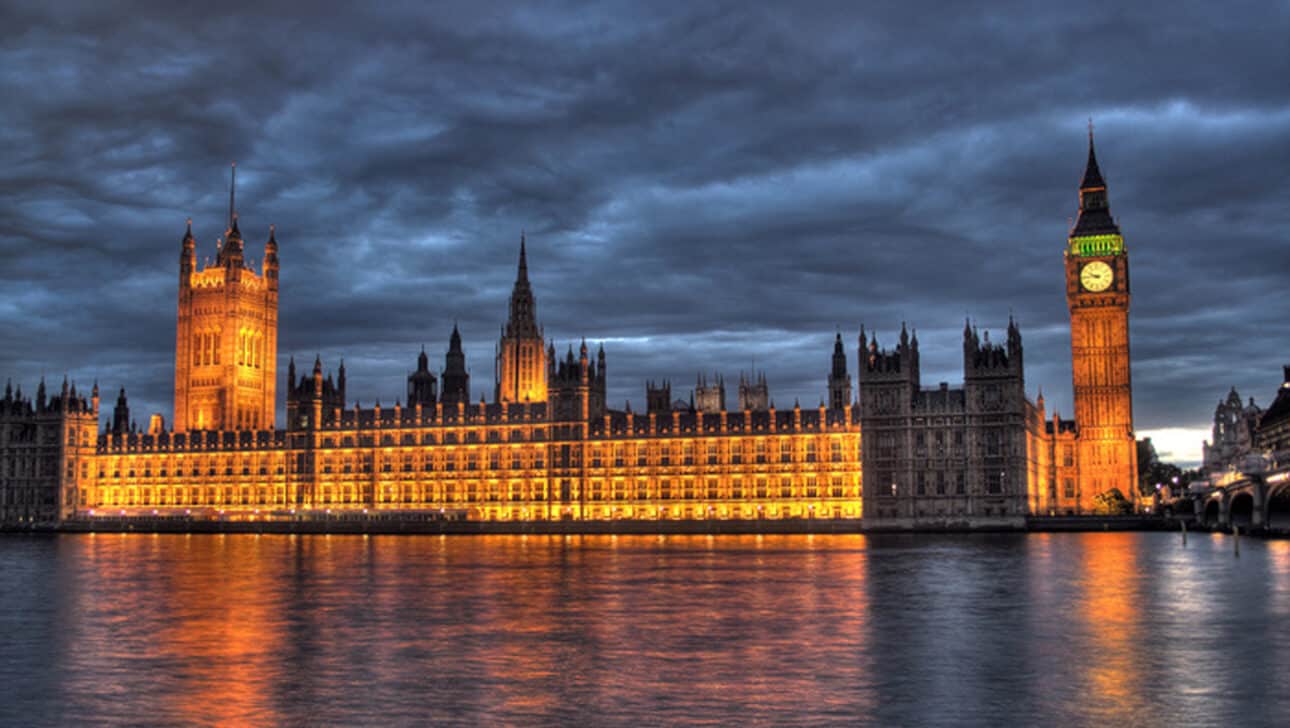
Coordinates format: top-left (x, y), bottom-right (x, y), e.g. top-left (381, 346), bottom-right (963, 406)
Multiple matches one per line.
top-left (0, 533), bottom-right (1286, 725)
top-left (1075, 533), bottom-right (1143, 720)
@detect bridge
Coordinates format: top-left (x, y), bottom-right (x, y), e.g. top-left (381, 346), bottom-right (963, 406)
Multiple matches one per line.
top-left (1187, 467), bottom-right (1290, 532)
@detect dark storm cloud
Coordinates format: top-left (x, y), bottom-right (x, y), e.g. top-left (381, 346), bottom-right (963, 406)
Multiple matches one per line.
top-left (2, 0), bottom-right (1288, 463)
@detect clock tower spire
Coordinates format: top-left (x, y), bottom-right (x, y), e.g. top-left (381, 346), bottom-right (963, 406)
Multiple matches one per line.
top-left (1065, 128), bottom-right (1137, 511)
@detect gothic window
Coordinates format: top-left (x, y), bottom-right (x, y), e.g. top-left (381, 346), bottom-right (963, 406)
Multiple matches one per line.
top-left (987, 470), bottom-right (1003, 494)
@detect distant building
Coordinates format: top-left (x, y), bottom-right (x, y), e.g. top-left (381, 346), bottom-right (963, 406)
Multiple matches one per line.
top-left (1202, 387), bottom-right (1263, 476)
top-left (1257, 367), bottom-right (1290, 467)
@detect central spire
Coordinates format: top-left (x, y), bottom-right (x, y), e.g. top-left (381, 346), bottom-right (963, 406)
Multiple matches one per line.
top-left (228, 162), bottom-right (237, 231)
top-left (505, 233), bottom-right (539, 338)
top-left (517, 231), bottom-right (528, 283)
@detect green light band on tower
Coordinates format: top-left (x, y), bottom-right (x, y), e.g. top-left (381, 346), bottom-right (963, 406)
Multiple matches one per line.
top-left (1069, 234), bottom-right (1124, 257)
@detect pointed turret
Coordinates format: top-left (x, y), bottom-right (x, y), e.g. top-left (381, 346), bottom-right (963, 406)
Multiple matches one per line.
top-left (112, 387), bottom-right (130, 434)
top-left (408, 345), bottom-right (438, 407)
top-left (1071, 125), bottom-right (1121, 239)
top-left (504, 233), bottom-right (540, 339)
top-left (263, 224), bottom-right (279, 287)
top-left (496, 234), bottom-right (549, 403)
top-left (831, 332), bottom-right (847, 377)
top-left (441, 324), bottom-right (470, 406)
top-left (1080, 123), bottom-right (1106, 190)
top-left (518, 231), bottom-right (528, 281)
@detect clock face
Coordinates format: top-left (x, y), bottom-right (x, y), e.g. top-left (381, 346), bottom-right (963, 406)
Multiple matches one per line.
top-left (1080, 261), bottom-right (1114, 292)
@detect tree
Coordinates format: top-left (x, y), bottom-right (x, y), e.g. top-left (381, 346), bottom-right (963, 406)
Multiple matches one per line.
top-left (1093, 488), bottom-right (1132, 515)
top-left (1137, 437), bottom-right (1183, 496)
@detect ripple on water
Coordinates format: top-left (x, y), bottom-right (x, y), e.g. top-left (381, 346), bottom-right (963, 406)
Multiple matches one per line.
top-left (0, 532), bottom-right (1285, 726)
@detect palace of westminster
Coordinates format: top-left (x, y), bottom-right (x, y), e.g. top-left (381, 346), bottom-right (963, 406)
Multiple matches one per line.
top-left (0, 140), bottom-right (1139, 527)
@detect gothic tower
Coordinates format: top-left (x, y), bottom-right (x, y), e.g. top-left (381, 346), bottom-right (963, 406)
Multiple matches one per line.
top-left (1065, 131), bottom-right (1137, 506)
top-left (440, 324), bottom-right (471, 406)
top-left (174, 164), bottom-right (279, 431)
top-left (828, 332), bottom-right (852, 409)
top-left (495, 234), bottom-right (548, 403)
top-left (407, 347), bottom-right (438, 407)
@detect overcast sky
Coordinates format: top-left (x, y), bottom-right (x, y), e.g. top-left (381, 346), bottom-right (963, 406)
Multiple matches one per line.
top-left (2, 1), bottom-right (1287, 465)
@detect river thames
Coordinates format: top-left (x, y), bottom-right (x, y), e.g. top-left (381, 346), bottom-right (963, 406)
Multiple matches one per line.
top-left (1, 532), bottom-right (1286, 726)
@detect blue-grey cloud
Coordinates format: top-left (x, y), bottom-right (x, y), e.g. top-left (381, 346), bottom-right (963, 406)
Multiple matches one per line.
top-left (1, 0), bottom-right (1288, 460)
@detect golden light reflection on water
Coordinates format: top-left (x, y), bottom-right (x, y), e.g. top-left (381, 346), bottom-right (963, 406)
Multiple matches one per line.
top-left (15, 532), bottom-right (1287, 725)
top-left (1075, 533), bottom-right (1143, 716)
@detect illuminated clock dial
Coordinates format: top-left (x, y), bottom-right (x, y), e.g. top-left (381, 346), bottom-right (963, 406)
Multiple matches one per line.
top-left (1080, 261), bottom-right (1114, 292)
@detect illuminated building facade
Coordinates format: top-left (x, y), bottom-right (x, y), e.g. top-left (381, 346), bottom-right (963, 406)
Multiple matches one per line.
top-left (173, 166), bottom-right (279, 432)
top-left (495, 235), bottom-right (548, 405)
top-left (77, 236), bottom-right (864, 522)
top-left (1063, 132), bottom-right (1138, 510)
top-left (0, 141), bottom-right (1141, 526)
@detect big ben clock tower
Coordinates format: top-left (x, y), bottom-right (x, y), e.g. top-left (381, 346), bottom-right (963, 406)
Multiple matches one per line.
top-left (1065, 129), bottom-right (1137, 510)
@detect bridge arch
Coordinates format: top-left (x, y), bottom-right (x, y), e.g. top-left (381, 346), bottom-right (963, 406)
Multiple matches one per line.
top-left (1229, 491), bottom-right (1255, 529)
top-left (1202, 498), bottom-right (1222, 528)
top-left (1266, 483), bottom-right (1290, 532)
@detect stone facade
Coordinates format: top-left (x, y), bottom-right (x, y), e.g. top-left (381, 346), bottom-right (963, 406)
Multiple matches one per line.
top-left (857, 322), bottom-right (1034, 526)
top-left (0, 379), bottom-right (99, 524)
top-left (2, 141), bottom-right (1140, 526)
